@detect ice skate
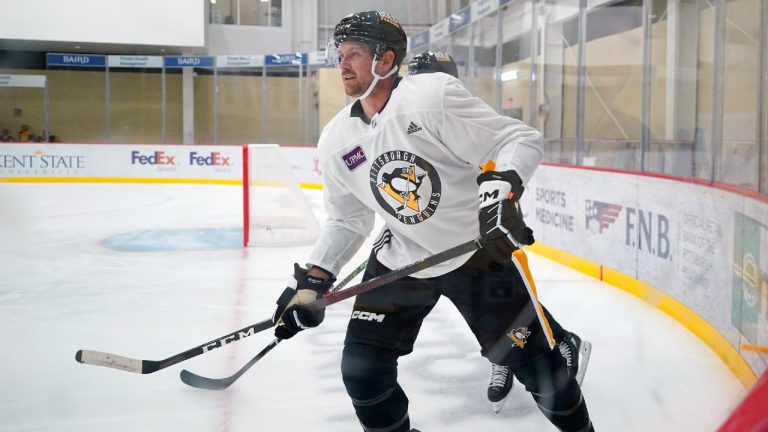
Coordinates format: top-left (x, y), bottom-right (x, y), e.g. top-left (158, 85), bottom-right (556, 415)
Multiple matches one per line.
top-left (559, 332), bottom-right (592, 385)
top-left (487, 363), bottom-right (514, 413)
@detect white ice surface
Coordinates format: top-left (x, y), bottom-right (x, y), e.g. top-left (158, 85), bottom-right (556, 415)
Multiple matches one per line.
top-left (0, 183), bottom-right (746, 431)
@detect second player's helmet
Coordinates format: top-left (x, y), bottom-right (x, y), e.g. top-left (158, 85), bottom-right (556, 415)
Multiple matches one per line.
top-left (406, 51), bottom-right (459, 78)
top-left (328, 11), bottom-right (408, 67)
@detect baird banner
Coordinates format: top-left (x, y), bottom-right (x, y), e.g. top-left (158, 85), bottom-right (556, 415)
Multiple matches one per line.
top-left (520, 164), bottom-right (768, 377)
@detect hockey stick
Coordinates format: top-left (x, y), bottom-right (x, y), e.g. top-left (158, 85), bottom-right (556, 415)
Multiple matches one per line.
top-left (76, 238), bottom-right (481, 375)
top-left (76, 318), bottom-right (277, 374)
top-left (180, 238), bottom-right (482, 390)
top-left (179, 260), bottom-right (368, 390)
top-left (306, 238), bottom-right (482, 310)
top-left (75, 261), bottom-right (368, 376)
top-left (181, 337), bottom-right (283, 390)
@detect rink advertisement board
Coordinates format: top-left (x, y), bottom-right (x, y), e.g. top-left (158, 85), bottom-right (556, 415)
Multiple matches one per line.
top-left (521, 164), bottom-right (768, 376)
top-left (0, 144), bottom-right (241, 181)
top-left (0, 143), bottom-right (321, 186)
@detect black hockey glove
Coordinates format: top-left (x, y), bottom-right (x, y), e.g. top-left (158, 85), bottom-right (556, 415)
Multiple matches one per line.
top-left (477, 170), bottom-right (535, 264)
top-left (273, 263), bottom-right (335, 340)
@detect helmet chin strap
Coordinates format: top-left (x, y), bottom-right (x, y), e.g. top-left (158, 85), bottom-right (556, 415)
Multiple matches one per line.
top-left (358, 59), bottom-right (399, 100)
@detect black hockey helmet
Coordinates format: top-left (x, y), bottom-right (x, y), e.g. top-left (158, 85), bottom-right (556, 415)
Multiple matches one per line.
top-left (406, 51), bottom-right (459, 78)
top-left (328, 10), bottom-right (408, 67)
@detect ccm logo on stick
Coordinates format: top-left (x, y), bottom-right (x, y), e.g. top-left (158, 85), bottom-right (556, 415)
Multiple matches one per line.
top-left (200, 327), bottom-right (257, 352)
top-left (351, 310), bottom-right (386, 322)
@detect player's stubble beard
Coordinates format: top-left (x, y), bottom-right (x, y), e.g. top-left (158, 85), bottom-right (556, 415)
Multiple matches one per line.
top-left (343, 70), bottom-right (374, 98)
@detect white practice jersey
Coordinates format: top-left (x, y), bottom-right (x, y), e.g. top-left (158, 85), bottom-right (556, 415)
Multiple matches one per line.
top-left (308, 72), bottom-right (543, 278)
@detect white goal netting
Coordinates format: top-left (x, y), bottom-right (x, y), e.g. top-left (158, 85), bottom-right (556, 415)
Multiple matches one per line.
top-left (243, 144), bottom-right (321, 247)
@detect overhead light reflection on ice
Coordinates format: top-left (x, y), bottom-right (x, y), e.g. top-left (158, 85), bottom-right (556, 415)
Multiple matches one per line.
top-left (103, 227), bottom-right (242, 252)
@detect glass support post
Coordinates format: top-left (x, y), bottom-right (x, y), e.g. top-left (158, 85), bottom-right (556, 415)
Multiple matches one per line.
top-left (759, 0), bottom-right (768, 194)
top-left (105, 66), bottom-right (110, 142)
top-left (299, 62), bottom-right (304, 145)
top-left (162, 67), bottom-right (167, 144)
top-left (575, 0), bottom-right (587, 165)
top-left (495, 10), bottom-right (503, 112)
top-left (213, 67), bottom-right (219, 144)
top-left (711, 0), bottom-right (726, 182)
top-left (44, 82), bottom-right (50, 141)
top-left (640, 0), bottom-right (653, 172)
top-left (529, 0), bottom-right (539, 128)
top-left (261, 66), bottom-right (267, 143)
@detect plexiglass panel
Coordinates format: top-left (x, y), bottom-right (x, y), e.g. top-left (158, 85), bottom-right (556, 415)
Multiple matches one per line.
top-left (48, 69), bottom-right (106, 143)
top-left (194, 69), bottom-right (216, 145)
top-left (216, 68), bottom-right (265, 145)
top-left (541, 0), bottom-right (579, 164)
top-left (646, 0), bottom-right (697, 177)
top-left (581, 2), bottom-right (643, 170)
top-left (695, 1), bottom-right (716, 180)
top-left (109, 69), bottom-right (163, 143)
top-left (500, 1), bottom-right (533, 127)
top-left (265, 66), bottom-right (304, 145)
top-left (720, 0), bottom-right (760, 189)
top-left (0, 74), bottom-right (48, 142)
top-left (471, 12), bottom-right (499, 108)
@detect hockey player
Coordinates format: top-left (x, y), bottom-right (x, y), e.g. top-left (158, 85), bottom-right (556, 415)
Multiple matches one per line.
top-left (272, 10), bottom-right (594, 432)
top-left (405, 50), bottom-right (593, 413)
top-left (405, 50), bottom-right (460, 78)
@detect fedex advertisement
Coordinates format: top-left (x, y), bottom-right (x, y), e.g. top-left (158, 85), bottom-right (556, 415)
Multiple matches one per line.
top-left (0, 144), bottom-right (241, 181)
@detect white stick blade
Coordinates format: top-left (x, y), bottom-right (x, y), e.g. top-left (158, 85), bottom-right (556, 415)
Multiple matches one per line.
top-left (76, 350), bottom-right (143, 373)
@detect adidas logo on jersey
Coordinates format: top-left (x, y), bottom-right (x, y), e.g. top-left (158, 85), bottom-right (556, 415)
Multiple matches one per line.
top-left (406, 121), bottom-right (423, 134)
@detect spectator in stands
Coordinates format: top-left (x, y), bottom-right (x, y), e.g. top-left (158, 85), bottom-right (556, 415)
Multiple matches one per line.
top-left (18, 124), bottom-right (32, 142)
top-left (43, 130), bottom-right (58, 143)
top-left (0, 128), bottom-right (13, 142)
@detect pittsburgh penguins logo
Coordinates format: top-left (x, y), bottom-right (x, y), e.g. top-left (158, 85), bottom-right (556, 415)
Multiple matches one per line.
top-left (380, 166), bottom-right (424, 212)
top-left (507, 327), bottom-right (531, 349)
top-left (369, 150), bottom-right (441, 225)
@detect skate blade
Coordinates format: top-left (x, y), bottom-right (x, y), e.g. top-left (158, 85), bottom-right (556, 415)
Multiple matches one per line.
top-left (492, 396), bottom-right (509, 414)
top-left (575, 339), bottom-right (592, 386)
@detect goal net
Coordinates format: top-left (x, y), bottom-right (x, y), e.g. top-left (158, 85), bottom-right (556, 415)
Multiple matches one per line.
top-left (242, 144), bottom-right (321, 247)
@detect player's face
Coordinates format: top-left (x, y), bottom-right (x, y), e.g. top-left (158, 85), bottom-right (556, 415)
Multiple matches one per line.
top-left (337, 41), bottom-right (375, 98)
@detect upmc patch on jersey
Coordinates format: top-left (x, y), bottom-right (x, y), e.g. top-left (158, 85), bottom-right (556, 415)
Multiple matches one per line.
top-left (342, 145), bottom-right (367, 171)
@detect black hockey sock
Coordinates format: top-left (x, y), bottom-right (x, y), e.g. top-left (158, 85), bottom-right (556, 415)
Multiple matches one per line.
top-left (350, 384), bottom-right (410, 432)
top-left (342, 343), bottom-right (410, 432)
top-left (533, 382), bottom-right (592, 432)
top-left (514, 348), bottom-right (592, 431)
